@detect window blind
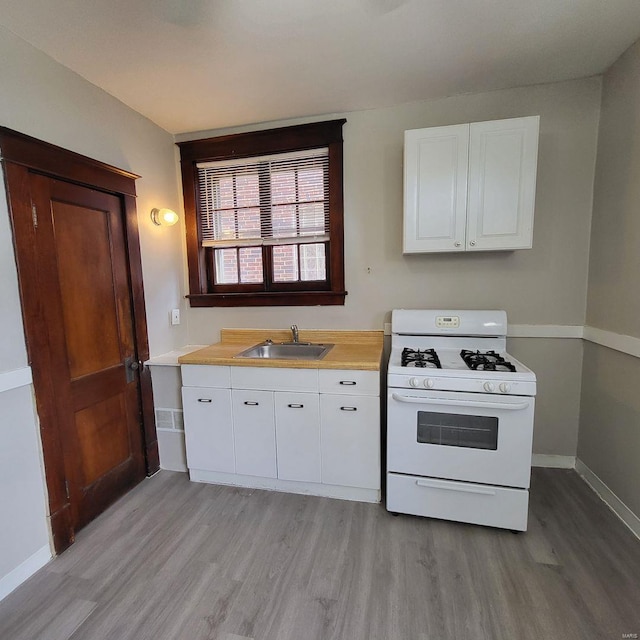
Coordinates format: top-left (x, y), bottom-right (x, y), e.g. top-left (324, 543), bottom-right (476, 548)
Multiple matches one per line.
top-left (196, 148), bottom-right (329, 248)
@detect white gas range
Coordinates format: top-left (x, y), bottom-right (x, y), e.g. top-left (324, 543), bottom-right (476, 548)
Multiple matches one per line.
top-left (386, 309), bottom-right (537, 531)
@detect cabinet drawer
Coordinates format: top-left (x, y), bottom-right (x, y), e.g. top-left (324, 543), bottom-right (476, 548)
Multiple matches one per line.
top-left (231, 366), bottom-right (318, 392)
top-left (386, 473), bottom-right (528, 531)
top-left (181, 364), bottom-right (231, 388)
top-left (319, 369), bottom-right (379, 396)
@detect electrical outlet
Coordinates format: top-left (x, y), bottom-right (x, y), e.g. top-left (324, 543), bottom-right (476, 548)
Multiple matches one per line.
top-left (170, 308), bottom-right (180, 325)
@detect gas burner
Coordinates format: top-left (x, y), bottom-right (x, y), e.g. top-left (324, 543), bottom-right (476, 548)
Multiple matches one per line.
top-left (460, 349), bottom-right (516, 372)
top-left (401, 348), bottom-right (442, 369)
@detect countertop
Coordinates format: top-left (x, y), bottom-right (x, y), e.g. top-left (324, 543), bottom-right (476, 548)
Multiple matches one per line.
top-left (178, 329), bottom-right (384, 371)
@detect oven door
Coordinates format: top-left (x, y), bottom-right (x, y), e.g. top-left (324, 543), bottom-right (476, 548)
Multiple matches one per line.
top-left (387, 388), bottom-right (534, 488)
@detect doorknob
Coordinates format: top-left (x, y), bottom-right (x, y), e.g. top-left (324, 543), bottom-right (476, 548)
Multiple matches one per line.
top-left (124, 356), bottom-right (139, 383)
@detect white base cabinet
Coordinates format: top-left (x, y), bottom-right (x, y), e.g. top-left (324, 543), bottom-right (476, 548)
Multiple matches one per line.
top-left (404, 115), bottom-right (539, 253)
top-left (181, 366), bottom-right (381, 503)
top-left (232, 389), bottom-right (276, 478)
top-left (275, 392), bottom-right (321, 483)
top-left (182, 386), bottom-right (234, 474)
top-left (320, 394), bottom-right (380, 490)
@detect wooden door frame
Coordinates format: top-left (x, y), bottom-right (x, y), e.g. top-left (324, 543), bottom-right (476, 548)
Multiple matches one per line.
top-left (0, 127), bottom-right (159, 552)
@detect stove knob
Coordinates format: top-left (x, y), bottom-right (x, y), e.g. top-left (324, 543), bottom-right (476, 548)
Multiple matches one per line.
top-left (499, 383), bottom-right (511, 393)
top-left (424, 379), bottom-right (434, 389)
top-left (483, 382), bottom-right (495, 393)
top-left (409, 377), bottom-right (420, 388)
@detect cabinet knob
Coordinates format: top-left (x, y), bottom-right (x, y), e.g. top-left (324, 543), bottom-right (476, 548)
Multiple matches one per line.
top-left (469, 240), bottom-right (476, 246)
top-left (454, 242), bottom-right (461, 247)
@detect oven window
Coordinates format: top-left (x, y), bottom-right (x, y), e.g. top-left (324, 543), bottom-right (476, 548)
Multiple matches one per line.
top-left (417, 411), bottom-right (498, 450)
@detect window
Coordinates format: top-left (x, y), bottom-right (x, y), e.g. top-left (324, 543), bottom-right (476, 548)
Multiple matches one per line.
top-left (179, 120), bottom-right (346, 307)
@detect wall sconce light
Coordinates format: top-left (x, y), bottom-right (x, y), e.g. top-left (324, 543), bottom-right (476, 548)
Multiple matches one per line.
top-left (150, 208), bottom-right (179, 226)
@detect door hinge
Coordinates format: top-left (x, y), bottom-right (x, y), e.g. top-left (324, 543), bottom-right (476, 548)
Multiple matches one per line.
top-left (64, 479), bottom-right (70, 500)
top-left (31, 204), bottom-right (38, 229)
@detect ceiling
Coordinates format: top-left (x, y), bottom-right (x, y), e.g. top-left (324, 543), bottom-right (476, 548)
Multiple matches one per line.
top-left (1, 0), bottom-right (640, 135)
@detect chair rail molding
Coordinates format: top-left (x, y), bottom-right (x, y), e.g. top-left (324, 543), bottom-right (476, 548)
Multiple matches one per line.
top-left (0, 366), bottom-right (33, 394)
top-left (582, 326), bottom-right (640, 359)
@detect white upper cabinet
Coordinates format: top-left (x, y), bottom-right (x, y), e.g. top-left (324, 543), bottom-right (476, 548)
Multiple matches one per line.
top-left (403, 116), bottom-right (539, 253)
top-left (404, 124), bottom-right (469, 253)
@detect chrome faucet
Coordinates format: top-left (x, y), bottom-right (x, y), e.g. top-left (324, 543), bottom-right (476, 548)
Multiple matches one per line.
top-left (291, 324), bottom-right (299, 343)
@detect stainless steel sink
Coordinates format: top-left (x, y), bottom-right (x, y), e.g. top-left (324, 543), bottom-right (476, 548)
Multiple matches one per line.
top-left (235, 341), bottom-right (334, 360)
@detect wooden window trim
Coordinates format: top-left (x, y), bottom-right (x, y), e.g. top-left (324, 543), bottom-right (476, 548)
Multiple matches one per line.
top-left (178, 119), bottom-right (347, 307)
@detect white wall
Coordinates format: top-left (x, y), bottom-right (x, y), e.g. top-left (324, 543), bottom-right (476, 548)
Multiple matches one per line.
top-left (176, 77), bottom-right (602, 458)
top-left (0, 176), bottom-right (50, 598)
top-left (0, 26), bottom-right (186, 596)
top-left (579, 38), bottom-right (640, 520)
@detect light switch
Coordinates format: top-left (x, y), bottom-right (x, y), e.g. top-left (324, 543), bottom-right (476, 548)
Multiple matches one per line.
top-left (170, 308), bottom-right (180, 325)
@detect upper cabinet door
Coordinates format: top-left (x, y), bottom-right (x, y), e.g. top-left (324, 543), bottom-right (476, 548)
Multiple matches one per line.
top-left (466, 116), bottom-right (539, 251)
top-left (403, 124), bottom-right (469, 253)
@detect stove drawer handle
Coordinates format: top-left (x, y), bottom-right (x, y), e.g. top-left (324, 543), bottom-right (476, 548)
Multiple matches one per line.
top-left (391, 393), bottom-right (529, 411)
top-left (416, 479), bottom-right (496, 496)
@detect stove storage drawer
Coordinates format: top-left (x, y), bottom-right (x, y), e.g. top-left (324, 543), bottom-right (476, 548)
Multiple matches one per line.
top-left (386, 472), bottom-right (529, 531)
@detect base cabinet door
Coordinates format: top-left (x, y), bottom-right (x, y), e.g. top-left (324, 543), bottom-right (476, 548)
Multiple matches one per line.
top-left (320, 394), bottom-right (380, 489)
top-left (182, 387), bottom-right (234, 473)
top-left (275, 392), bottom-right (321, 483)
top-left (232, 389), bottom-right (277, 478)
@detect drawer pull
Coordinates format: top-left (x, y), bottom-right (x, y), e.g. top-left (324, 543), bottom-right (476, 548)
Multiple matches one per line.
top-left (340, 406), bottom-right (357, 411)
top-left (197, 398), bottom-right (212, 403)
top-left (244, 401), bottom-right (259, 406)
top-left (415, 479), bottom-right (496, 496)
top-left (287, 403), bottom-right (304, 409)
top-left (339, 380), bottom-right (357, 385)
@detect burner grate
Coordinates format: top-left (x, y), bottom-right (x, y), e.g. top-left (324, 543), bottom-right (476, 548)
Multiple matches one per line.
top-left (401, 348), bottom-right (442, 369)
top-left (460, 349), bottom-right (516, 372)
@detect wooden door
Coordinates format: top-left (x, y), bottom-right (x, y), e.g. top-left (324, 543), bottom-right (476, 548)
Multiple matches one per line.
top-left (0, 127), bottom-right (157, 553)
top-left (32, 176), bottom-right (146, 531)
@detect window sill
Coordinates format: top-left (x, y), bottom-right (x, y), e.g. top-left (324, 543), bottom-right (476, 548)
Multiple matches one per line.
top-left (186, 290), bottom-right (348, 308)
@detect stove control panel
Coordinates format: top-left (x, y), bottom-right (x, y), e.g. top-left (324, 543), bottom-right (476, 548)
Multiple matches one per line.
top-left (410, 377), bottom-right (435, 389)
top-left (435, 315), bottom-right (460, 329)
top-left (388, 373), bottom-right (536, 397)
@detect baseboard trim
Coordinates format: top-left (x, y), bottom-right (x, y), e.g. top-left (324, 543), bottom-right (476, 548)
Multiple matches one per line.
top-left (575, 458), bottom-right (640, 540)
top-left (0, 366), bottom-right (32, 394)
top-left (583, 326), bottom-right (640, 359)
top-left (531, 454), bottom-right (576, 469)
top-left (0, 545), bottom-right (51, 602)
top-left (189, 468), bottom-right (381, 504)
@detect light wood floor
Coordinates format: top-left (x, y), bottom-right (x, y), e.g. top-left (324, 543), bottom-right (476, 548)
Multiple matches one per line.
top-left (1, 469), bottom-right (639, 640)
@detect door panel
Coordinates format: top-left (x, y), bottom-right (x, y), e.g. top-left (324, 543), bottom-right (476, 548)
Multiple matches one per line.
top-left (75, 393), bottom-right (131, 484)
top-left (53, 200), bottom-right (122, 377)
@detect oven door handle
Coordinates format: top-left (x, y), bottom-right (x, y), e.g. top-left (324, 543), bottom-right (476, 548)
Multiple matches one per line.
top-left (391, 393), bottom-right (530, 411)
